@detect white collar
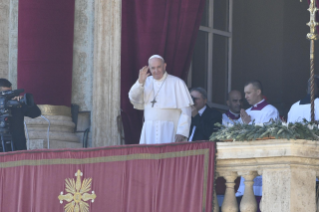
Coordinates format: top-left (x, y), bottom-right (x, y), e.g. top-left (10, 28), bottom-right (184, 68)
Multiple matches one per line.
top-left (153, 71), bottom-right (167, 82)
top-left (253, 98), bottom-right (265, 107)
top-left (198, 105), bottom-right (207, 116)
top-left (228, 110), bottom-right (240, 117)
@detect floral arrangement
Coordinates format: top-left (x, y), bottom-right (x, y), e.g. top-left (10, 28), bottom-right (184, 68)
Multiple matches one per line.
top-left (209, 120), bottom-right (319, 141)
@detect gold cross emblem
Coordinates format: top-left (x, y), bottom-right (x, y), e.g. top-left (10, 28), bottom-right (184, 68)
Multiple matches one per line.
top-left (58, 170), bottom-right (97, 212)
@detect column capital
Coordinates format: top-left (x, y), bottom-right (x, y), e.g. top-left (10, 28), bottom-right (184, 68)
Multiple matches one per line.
top-left (237, 170), bottom-right (258, 179)
top-left (218, 171), bottom-right (238, 180)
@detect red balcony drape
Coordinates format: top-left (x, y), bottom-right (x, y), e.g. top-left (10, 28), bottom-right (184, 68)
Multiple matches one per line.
top-left (0, 142), bottom-right (216, 211)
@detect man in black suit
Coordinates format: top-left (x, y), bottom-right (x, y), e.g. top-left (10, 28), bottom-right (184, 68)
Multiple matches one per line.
top-left (0, 78), bottom-right (41, 151)
top-left (189, 87), bottom-right (222, 141)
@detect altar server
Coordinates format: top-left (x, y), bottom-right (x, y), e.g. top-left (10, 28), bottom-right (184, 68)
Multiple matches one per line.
top-left (236, 80), bottom-right (279, 199)
top-left (129, 55), bottom-right (193, 144)
top-left (222, 90), bottom-right (243, 125)
top-left (288, 75), bottom-right (319, 123)
top-left (240, 80), bottom-right (279, 124)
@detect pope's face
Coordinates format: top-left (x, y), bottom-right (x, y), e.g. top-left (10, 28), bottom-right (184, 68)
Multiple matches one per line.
top-left (244, 84), bottom-right (261, 105)
top-left (149, 58), bottom-right (166, 80)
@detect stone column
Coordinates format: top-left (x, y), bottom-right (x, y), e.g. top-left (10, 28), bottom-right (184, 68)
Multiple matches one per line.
top-left (220, 171), bottom-right (238, 212)
top-left (239, 171), bottom-right (258, 212)
top-left (92, 0), bottom-right (121, 146)
top-left (262, 166), bottom-right (316, 212)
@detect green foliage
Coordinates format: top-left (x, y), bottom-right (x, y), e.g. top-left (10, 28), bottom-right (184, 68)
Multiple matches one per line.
top-left (209, 120), bottom-right (319, 142)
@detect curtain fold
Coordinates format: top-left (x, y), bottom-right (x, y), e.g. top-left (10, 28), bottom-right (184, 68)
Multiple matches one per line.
top-left (121, 0), bottom-right (205, 144)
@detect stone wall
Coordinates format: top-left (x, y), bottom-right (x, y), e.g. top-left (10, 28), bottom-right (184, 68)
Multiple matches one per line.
top-left (8, 0), bottom-right (18, 89)
top-left (0, 0), bottom-right (10, 79)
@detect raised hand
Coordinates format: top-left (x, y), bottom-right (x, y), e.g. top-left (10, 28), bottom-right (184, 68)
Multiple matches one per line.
top-left (138, 66), bottom-right (150, 84)
top-left (175, 134), bottom-right (187, 142)
top-left (240, 109), bottom-right (251, 124)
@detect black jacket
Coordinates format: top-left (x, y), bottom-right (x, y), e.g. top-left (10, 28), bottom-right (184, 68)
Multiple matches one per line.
top-left (189, 105), bottom-right (222, 141)
top-left (9, 104), bottom-right (41, 150)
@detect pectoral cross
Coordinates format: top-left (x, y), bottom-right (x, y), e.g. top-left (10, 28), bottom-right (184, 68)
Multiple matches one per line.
top-left (151, 98), bottom-right (157, 107)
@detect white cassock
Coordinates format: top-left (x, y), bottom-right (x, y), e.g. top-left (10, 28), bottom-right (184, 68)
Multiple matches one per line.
top-left (287, 96), bottom-right (319, 123)
top-left (222, 110), bottom-right (241, 126)
top-left (236, 99), bottom-right (279, 197)
top-left (128, 72), bottom-right (193, 144)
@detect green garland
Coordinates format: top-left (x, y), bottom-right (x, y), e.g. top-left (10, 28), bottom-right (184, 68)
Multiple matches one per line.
top-left (209, 120), bottom-right (319, 141)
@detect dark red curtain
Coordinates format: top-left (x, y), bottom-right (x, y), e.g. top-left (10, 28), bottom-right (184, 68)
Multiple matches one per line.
top-left (0, 142), bottom-right (216, 212)
top-left (121, 0), bottom-right (205, 144)
top-left (17, 0), bottom-right (75, 106)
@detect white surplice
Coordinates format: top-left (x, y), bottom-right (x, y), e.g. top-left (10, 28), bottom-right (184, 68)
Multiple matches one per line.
top-left (128, 72), bottom-right (193, 144)
top-left (287, 98), bottom-right (319, 123)
top-left (245, 99), bottom-right (279, 124)
top-left (236, 99), bottom-right (279, 197)
top-left (222, 110), bottom-right (241, 126)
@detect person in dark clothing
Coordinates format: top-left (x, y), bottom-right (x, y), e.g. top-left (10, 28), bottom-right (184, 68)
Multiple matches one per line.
top-left (0, 78), bottom-right (41, 151)
top-left (188, 87), bottom-right (222, 141)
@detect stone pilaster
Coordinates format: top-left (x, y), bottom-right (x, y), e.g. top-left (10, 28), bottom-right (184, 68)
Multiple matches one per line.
top-left (71, 0), bottom-right (94, 111)
top-left (0, 0), bottom-right (19, 86)
top-left (262, 167), bottom-right (316, 212)
top-left (92, 0), bottom-right (121, 146)
top-left (8, 0), bottom-right (18, 88)
top-left (0, 0), bottom-right (10, 78)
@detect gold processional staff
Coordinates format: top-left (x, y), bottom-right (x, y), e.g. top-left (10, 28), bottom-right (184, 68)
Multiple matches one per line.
top-left (302, 0), bottom-right (318, 122)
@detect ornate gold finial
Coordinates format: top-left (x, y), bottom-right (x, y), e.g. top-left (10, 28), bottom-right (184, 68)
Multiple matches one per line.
top-left (58, 170), bottom-right (97, 212)
top-left (307, 0), bottom-right (319, 40)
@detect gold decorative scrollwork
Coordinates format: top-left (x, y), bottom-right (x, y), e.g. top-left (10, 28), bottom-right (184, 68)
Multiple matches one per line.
top-left (307, 0), bottom-right (319, 40)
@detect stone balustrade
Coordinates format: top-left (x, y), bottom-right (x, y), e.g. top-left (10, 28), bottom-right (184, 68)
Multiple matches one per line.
top-left (215, 139), bottom-right (318, 212)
